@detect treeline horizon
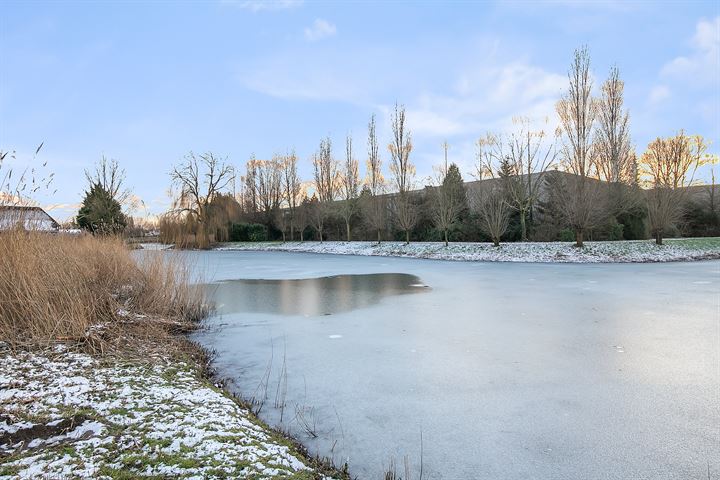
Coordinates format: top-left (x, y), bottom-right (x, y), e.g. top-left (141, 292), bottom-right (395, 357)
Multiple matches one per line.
top-left (157, 47), bottom-right (717, 249)
top-left (2, 47), bottom-right (717, 248)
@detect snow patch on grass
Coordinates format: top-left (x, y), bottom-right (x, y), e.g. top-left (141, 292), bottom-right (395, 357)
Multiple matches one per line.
top-left (0, 348), bottom-right (333, 479)
top-left (216, 238), bottom-right (720, 263)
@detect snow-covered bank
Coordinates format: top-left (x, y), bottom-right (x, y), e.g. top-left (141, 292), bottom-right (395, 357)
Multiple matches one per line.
top-left (0, 347), bottom-right (338, 479)
top-left (216, 238), bottom-right (720, 263)
top-left (137, 242), bottom-right (173, 250)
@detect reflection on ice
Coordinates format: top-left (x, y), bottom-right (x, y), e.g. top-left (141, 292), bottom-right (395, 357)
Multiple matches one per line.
top-left (204, 273), bottom-right (428, 316)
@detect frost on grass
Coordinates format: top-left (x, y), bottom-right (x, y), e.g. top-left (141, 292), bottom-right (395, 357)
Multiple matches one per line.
top-left (0, 347), bottom-right (327, 479)
top-left (217, 238), bottom-right (720, 263)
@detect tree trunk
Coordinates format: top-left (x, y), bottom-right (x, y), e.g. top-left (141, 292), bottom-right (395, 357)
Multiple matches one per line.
top-left (346, 221), bottom-right (351, 242)
top-left (290, 224), bottom-right (294, 241)
top-left (198, 228), bottom-right (208, 249)
top-left (318, 227), bottom-right (323, 243)
top-left (529, 200), bottom-right (535, 227)
top-left (405, 230), bottom-right (410, 245)
top-left (444, 229), bottom-right (448, 247)
top-left (655, 232), bottom-right (663, 245)
top-left (300, 230), bottom-right (304, 242)
top-left (520, 210), bottom-right (527, 242)
top-left (281, 230), bottom-right (286, 242)
top-left (493, 237), bottom-right (500, 247)
top-left (377, 229), bottom-right (381, 245)
top-left (575, 229), bottom-right (584, 248)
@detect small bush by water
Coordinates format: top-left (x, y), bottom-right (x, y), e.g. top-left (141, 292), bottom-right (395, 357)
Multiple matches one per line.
top-left (229, 222), bottom-right (268, 242)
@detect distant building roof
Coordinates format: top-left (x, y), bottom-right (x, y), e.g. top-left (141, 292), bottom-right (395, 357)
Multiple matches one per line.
top-left (0, 205), bottom-right (59, 232)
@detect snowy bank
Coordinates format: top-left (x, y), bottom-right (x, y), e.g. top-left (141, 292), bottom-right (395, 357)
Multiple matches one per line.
top-left (216, 238), bottom-right (720, 263)
top-left (0, 347), bottom-right (339, 479)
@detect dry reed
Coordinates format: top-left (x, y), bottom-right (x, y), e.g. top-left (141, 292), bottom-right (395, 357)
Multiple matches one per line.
top-left (0, 229), bottom-right (207, 354)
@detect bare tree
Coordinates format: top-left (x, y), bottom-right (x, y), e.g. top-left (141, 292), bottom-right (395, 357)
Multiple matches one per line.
top-left (556, 46), bottom-right (605, 247)
top-left (641, 132), bottom-right (709, 244)
top-left (255, 155), bottom-right (282, 222)
top-left (363, 114), bottom-right (387, 244)
top-left (338, 134), bottom-right (360, 241)
top-left (311, 137), bottom-right (338, 242)
top-left (243, 156), bottom-right (259, 214)
top-left (595, 66), bottom-right (635, 185)
top-left (273, 208), bottom-right (289, 242)
top-left (442, 140), bottom-right (449, 175)
top-left (388, 102), bottom-right (417, 244)
top-left (389, 103), bottom-right (413, 194)
top-left (595, 65), bottom-right (640, 218)
top-left (307, 194), bottom-right (326, 241)
top-left (476, 118), bottom-right (557, 241)
top-left (170, 151), bottom-right (233, 247)
top-left (85, 156), bottom-right (131, 206)
top-left (429, 163), bottom-right (465, 246)
top-left (294, 195), bottom-right (311, 241)
top-left (473, 182), bottom-right (511, 247)
top-left (281, 150), bottom-right (302, 240)
top-left (645, 188), bottom-right (678, 246)
top-left (707, 167), bottom-right (718, 217)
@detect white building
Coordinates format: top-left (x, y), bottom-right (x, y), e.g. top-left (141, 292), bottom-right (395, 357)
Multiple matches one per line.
top-left (0, 206), bottom-right (59, 232)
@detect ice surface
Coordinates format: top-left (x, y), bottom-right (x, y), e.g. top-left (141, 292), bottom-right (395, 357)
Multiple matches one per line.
top-left (190, 251), bottom-right (720, 479)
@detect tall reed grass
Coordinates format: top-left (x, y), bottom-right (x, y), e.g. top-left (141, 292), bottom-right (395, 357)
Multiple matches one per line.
top-left (0, 230), bottom-right (207, 353)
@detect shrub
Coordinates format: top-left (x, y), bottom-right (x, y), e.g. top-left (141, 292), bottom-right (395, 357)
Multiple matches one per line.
top-left (608, 221), bottom-right (624, 241)
top-left (248, 224), bottom-right (268, 242)
top-left (229, 223), bottom-right (268, 242)
top-left (559, 228), bottom-right (575, 242)
top-left (683, 201), bottom-right (720, 237)
top-left (617, 208), bottom-right (647, 240)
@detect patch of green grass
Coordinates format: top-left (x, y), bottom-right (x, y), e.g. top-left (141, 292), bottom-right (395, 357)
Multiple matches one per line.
top-left (104, 421), bottom-right (129, 437)
top-left (665, 237), bottom-right (720, 249)
top-left (118, 451), bottom-right (200, 471)
top-left (56, 405), bottom-right (98, 419)
top-left (203, 467), bottom-right (232, 478)
top-left (285, 471), bottom-right (322, 480)
top-left (59, 445), bottom-right (78, 457)
top-left (142, 436), bottom-right (173, 449)
top-left (108, 407), bottom-right (130, 416)
top-left (0, 465), bottom-right (21, 476)
top-left (97, 465), bottom-right (166, 480)
top-left (160, 366), bottom-right (180, 382)
top-left (155, 452), bottom-right (200, 469)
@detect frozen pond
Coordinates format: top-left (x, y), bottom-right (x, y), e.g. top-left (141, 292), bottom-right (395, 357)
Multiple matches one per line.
top-left (189, 251), bottom-right (719, 479)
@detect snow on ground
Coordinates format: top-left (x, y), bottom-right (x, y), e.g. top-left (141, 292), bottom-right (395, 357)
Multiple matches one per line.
top-left (216, 238), bottom-right (720, 263)
top-left (137, 242), bottom-right (173, 251)
top-left (0, 346), bottom-right (334, 479)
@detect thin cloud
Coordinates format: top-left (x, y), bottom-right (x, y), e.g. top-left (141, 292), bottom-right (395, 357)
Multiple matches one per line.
top-left (237, 44), bottom-right (387, 104)
top-left (661, 16), bottom-right (719, 86)
top-left (534, 0), bottom-right (639, 11)
top-left (402, 62), bottom-right (566, 138)
top-left (304, 18), bottom-right (337, 42)
top-left (648, 85), bottom-right (671, 105)
top-left (221, 0), bottom-right (303, 12)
